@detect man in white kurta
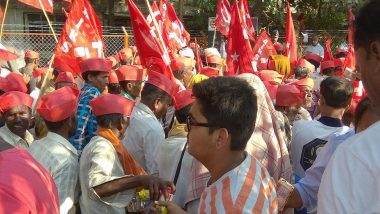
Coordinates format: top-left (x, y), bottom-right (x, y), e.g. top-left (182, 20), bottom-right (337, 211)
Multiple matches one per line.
top-left (79, 135), bottom-right (135, 214)
top-left (30, 132), bottom-right (79, 214)
top-left (123, 101), bottom-right (165, 176)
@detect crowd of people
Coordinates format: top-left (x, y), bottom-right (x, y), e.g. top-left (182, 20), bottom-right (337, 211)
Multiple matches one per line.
top-left (1, 0), bottom-right (380, 213)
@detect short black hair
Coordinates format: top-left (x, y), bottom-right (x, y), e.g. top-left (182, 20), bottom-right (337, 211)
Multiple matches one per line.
top-left (175, 104), bottom-right (192, 124)
top-left (354, 96), bottom-right (371, 130)
top-left (320, 76), bottom-right (354, 108)
top-left (321, 67), bottom-right (336, 76)
top-left (108, 83), bottom-right (121, 94)
top-left (306, 59), bottom-right (320, 69)
top-left (82, 71), bottom-right (103, 82)
top-left (95, 113), bottom-right (124, 128)
top-left (294, 66), bottom-right (309, 79)
top-left (141, 83), bottom-right (172, 104)
top-left (192, 77), bottom-right (257, 151)
top-left (44, 117), bottom-right (70, 132)
top-left (335, 52), bottom-right (347, 58)
top-left (354, 0), bottom-right (380, 50)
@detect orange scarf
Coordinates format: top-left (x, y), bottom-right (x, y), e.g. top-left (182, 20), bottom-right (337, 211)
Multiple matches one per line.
top-left (97, 128), bottom-right (146, 176)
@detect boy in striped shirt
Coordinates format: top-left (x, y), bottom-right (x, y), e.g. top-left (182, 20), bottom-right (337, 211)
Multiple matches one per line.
top-left (157, 77), bottom-right (277, 213)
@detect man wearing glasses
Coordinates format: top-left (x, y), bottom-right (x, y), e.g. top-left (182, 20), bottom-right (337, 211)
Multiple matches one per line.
top-left (157, 77), bottom-right (277, 213)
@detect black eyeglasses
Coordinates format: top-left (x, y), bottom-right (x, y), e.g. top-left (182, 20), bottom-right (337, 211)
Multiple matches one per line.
top-left (186, 116), bottom-right (216, 131)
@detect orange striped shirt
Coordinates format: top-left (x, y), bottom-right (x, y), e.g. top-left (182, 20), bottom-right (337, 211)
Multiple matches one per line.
top-left (198, 155), bottom-right (278, 214)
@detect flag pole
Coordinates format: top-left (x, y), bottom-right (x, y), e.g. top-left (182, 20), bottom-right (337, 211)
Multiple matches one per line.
top-left (144, 0), bottom-right (170, 62)
top-left (32, 54), bottom-right (55, 114)
top-left (212, 26), bottom-right (217, 47)
top-left (38, 0), bottom-right (58, 42)
top-left (0, 0), bottom-right (10, 42)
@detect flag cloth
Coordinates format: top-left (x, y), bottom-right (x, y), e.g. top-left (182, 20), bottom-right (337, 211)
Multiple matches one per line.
top-left (55, 0), bottom-right (104, 59)
top-left (194, 38), bottom-right (203, 72)
top-left (226, 1), bottom-right (255, 76)
top-left (17, 0), bottom-right (53, 13)
top-left (160, 0), bottom-right (190, 52)
top-left (215, 0), bottom-right (231, 36)
top-left (127, 0), bottom-right (173, 80)
top-left (324, 39), bottom-right (333, 61)
top-left (284, 1), bottom-right (297, 69)
top-left (239, 0), bottom-right (255, 41)
top-left (251, 31), bottom-right (277, 72)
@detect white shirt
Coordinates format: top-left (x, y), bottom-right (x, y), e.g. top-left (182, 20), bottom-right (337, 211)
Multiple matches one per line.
top-left (29, 132), bottom-right (79, 214)
top-left (122, 102), bottom-right (165, 176)
top-left (79, 136), bottom-right (135, 214)
top-left (155, 136), bottom-right (192, 208)
top-left (318, 121), bottom-right (380, 213)
top-left (0, 125), bottom-right (34, 149)
top-left (290, 120), bottom-right (346, 178)
top-left (305, 43), bottom-right (324, 58)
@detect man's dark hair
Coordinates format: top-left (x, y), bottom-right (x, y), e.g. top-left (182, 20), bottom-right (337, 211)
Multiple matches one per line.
top-left (96, 113), bottom-right (124, 128)
top-left (294, 66), bottom-right (309, 79)
top-left (354, 0), bottom-right (380, 50)
top-left (321, 67), bottom-right (336, 76)
top-left (192, 77), bottom-right (257, 151)
top-left (44, 117), bottom-right (70, 132)
top-left (354, 96), bottom-right (371, 130)
top-left (306, 59), bottom-right (320, 69)
top-left (335, 52), bottom-right (347, 58)
top-left (82, 71), bottom-right (103, 82)
top-left (175, 104), bottom-right (192, 124)
top-left (141, 83), bottom-right (172, 104)
top-left (320, 76), bottom-right (354, 108)
top-left (108, 83), bottom-right (121, 95)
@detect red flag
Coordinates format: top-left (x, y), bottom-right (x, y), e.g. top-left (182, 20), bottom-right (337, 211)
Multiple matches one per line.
top-left (17, 0), bottom-right (53, 13)
top-left (285, 1), bottom-right (297, 68)
top-left (215, 0), bottom-right (231, 37)
top-left (127, 0), bottom-right (172, 79)
top-left (55, 0), bottom-right (104, 60)
top-left (323, 39), bottom-right (333, 61)
top-left (147, 2), bottom-right (171, 55)
top-left (194, 38), bottom-right (203, 72)
top-left (239, 0), bottom-right (255, 41)
top-left (251, 31), bottom-right (277, 72)
top-left (160, 0), bottom-right (190, 51)
top-left (343, 47), bottom-right (356, 74)
top-left (343, 8), bottom-right (356, 74)
top-left (226, 1), bottom-right (255, 76)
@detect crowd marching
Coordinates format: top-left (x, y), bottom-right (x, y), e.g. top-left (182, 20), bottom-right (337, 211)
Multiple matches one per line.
top-left (0, 0), bottom-right (380, 213)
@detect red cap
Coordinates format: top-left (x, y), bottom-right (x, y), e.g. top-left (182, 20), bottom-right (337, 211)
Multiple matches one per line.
top-left (297, 58), bottom-right (315, 73)
top-left (90, 94), bottom-right (135, 116)
top-left (54, 55), bottom-right (81, 76)
top-left (170, 56), bottom-right (195, 71)
top-left (174, 89), bottom-right (194, 110)
top-left (320, 60), bottom-right (335, 72)
top-left (107, 56), bottom-right (120, 68)
top-left (33, 67), bottom-right (48, 78)
top-left (259, 70), bottom-right (284, 85)
top-left (119, 48), bottom-right (133, 61)
top-left (55, 72), bottom-right (76, 85)
top-left (305, 53), bottom-right (323, 63)
top-left (334, 58), bottom-right (345, 67)
top-left (116, 65), bottom-right (145, 81)
top-left (25, 50), bottom-right (39, 59)
top-left (5, 73), bottom-right (28, 93)
top-left (37, 87), bottom-right (79, 122)
top-left (263, 81), bottom-right (279, 100)
top-left (291, 77), bottom-right (314, 89)
top-left (276, 84), bottom-right (305, 107)
top-left (147, 71), bottom-right (178, 97)
top-left (0, 77), bottom-right (6, 92)
top-left (0, 91), bottom-right (34, 113)
top-left (199, 67), bottom-right (219, 78)
top-left (79, 58), bottom-right (112, 73)
top-left (206, 55), bottom-right (224, 65)
top-left (108, 70), bottom-right (119, 84)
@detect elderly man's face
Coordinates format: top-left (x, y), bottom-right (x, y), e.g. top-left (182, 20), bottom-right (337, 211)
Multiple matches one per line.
top-left (4, 105), bottom-right (31, 138)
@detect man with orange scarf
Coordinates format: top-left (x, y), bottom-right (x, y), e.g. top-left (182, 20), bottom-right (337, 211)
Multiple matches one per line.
top-left (79, 94), bottom-right (175, 214)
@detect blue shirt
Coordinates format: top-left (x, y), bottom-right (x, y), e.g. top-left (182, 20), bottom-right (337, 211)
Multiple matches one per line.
top-left (70, 83), bottom-right (101, 155)
top-left (294, 127), bottom-right (355, 213)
